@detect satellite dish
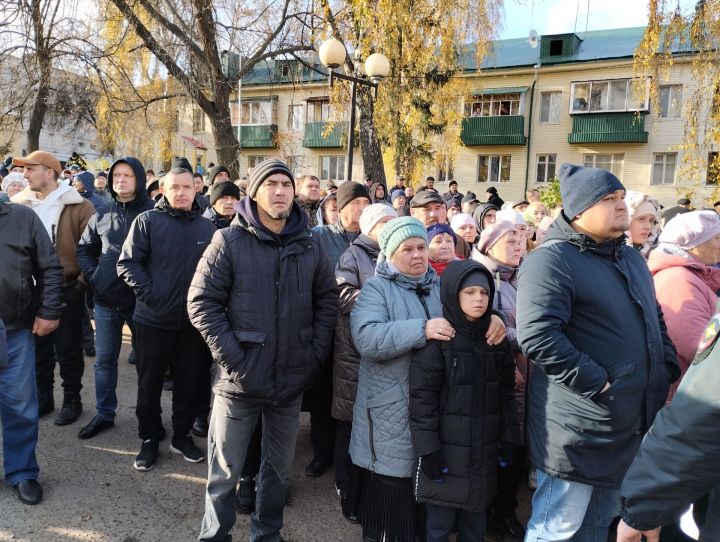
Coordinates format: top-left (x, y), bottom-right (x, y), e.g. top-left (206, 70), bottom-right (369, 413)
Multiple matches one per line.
top-left (529, 29), bottom-right (539, 49)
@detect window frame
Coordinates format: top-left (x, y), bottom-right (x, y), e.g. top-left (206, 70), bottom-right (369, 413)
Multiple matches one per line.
top-left (476, 154), bottom-right (512, 183)
top-left (247, 155), bottom-right (268, 169)
top-left (582, 153), bottom-right (625, 179)
top-left (192, 108), bottom-right (206, 132)
top-left (240, 101), bottom-right (274, 126)
top-left (288, 103), bottom-right (304, 131)
top-left (465, 93), bottom-right (523, 118)
top-left (657, 84), bottom-right (683, 119)
top-left (319, 155), bottom-right (346, 182)
top-left (536, 154), bottom-right (557, 183)
top-left (569, 78), bottom-right (650, 114)
top-left (539, 91), bottom-right (562, 124)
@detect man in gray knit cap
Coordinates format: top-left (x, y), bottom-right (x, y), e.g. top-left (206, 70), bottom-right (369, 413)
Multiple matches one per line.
top-left (188, 158), bottom-right (338, 541)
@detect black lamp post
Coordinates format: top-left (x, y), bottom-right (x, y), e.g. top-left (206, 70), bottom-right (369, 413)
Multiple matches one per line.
top-left (318, 38), bottom-right (389, 183)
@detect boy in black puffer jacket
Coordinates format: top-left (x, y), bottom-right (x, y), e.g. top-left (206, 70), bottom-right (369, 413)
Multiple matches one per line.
top-left (409, 259), bottom-right (520, 542)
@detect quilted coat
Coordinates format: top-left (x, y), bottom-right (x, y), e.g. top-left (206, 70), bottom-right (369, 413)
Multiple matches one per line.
top-left (349, 259), bottom-right (441, 478)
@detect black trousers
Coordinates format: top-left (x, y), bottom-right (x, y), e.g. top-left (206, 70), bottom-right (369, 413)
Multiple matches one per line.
top-left (308, 360), bottom-right (336, 464)
top-left (134, 323), bottom-right (208, 440)
top-left (488, 447), bottom-right (527, 518)
top-left (35, 284), bottom-right (86, 399)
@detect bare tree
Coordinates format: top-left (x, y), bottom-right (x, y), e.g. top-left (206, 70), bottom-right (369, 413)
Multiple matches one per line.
top-left (102, 0), bottom-right (315, 176)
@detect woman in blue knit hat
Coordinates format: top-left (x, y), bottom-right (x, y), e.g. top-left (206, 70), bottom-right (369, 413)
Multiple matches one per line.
top-left (350, 217), bottom-right (506, 542)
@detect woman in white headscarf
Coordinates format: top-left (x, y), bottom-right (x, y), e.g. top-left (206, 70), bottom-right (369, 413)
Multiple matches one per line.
top-left (624, 190), bottom-right (661, 259)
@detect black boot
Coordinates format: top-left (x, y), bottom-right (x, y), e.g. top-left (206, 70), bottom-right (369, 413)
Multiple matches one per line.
top-left (55, 394), bottom-right (82, 426)
top-left (38, 395), bottom-right (54, 417)
top-left (235, 476), bottom-right (256, 514)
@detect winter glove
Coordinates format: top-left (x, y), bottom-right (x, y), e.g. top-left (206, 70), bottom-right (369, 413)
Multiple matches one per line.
top-left (498, 442), bottom-right (517, 468)
top-left (421, 450), bottom-right (448, 482)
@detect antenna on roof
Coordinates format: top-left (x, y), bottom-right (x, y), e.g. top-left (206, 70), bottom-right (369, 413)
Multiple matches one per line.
top-left (528, 29), bottom-right (538, 48)
top-left (585, 0), bottom-right (591, 33)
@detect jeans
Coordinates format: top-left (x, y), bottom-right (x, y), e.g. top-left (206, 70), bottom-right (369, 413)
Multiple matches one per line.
top-left (35, 284), bottom-right (85, 398)
top-left (135, 323), bottom-right (209, 440)
top-left (0, 328), bottom-right (40, 485)
top-left (426, 504), bottom-right (486, 542)
top-left (199, 394), bottom-right (303, 542)
top-left (93, 303), bottom-right (134, 420)
top-left (524, 470), bottom-right (621, 542)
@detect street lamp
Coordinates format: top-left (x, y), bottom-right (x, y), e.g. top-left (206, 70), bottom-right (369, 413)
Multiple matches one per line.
top-left (319, 38), bottom-right (389, 183)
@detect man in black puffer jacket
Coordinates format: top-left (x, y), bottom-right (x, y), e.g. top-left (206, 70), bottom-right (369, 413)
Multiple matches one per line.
top-left (188, 159), bottom-right (337, 542)
top-left (410, 259), bottom-right (519, 541)
top-left (118, 167), bottom-right (215, 472)
top-left (76, 157), bottom-right (154, 440)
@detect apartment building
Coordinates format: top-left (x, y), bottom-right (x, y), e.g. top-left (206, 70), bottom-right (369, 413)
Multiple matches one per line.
top-left (190, 26), bottom-right (715, 207)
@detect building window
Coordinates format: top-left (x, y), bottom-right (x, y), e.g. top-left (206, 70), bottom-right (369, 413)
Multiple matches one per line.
top-left (536, 154), bottom-right (557, 183)
top-left (307, 100), bottom-right (332, 123)
top-left (583, 153), bottom-right (624, 178)
top-left (320, 155), bottom-right (345, 181)
top-left (286, 155), bottom-right (303, 177)
top-left (539, 91), bottom-right (562, 124)
top-left (708, 152), bottom-right (720, 185)
top-left (241, 101), bottom-right (273, 125)
top-left (280, 64), bottom-right (291, 77)
top-left (477, 155), bottom-right (511, 183)
top-left (192, 108), bottom-right (206, 132)
top-left (248, 155), bottom-right (267, 169)
top-left (465, 93), bottom-right (521, 117)
top-left (570, 79), bottom-right (649, 114)
top-left (288, 104), bottom-right (304, 131)
top-left (651, 153), bottom-right (677, 185)
top-left (438, 157), bottom-right (454, 183)
top-left (658, 85), bottom-right (682, 118)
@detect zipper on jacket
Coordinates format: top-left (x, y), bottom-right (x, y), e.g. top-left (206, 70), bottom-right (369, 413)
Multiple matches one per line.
top-left (367, 407), bottom-right (377, 470)
top-left (450, 358), bottom-right (458, 385)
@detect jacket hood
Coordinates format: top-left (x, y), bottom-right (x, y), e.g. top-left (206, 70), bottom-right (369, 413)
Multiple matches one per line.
top-left (108, 157), bottom-right (148, 203)
top-left (316, 192), bottom-right (337, 226)
top-left (11, 182), bottom-right (84, 206)
top-left (440, 259), bottom-right (495, 336)
top-left (74, 171), bottom-right (96, 197)
top-left (648, 248), bottom-right (720, 291)
top-left (370, 182), bottom-right (387, 203)
top-left (235, 196), bottom-right (308, 241)
top-left (543, 212), bottom-right (626, 260)
top-left (472, 202), bottom-right (499, 233)
top-left (352, 233), bottom-right (380, 257)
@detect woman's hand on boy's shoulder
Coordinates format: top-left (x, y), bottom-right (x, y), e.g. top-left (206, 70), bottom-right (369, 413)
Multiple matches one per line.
top-left (486, 315), bottom-right (506, 346)
top-left (425, 318), bottom-right (456, 341)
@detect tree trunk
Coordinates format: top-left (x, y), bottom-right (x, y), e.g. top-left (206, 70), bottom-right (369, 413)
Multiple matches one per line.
top-left (26, 70), bottom-right (50, 153)
top-left (357, 86), bottom-right (386, 186)
top-left (207, 105), bottom-right (240, 179)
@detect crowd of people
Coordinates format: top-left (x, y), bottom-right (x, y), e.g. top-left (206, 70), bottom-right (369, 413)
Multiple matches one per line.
top-left (1, 149), bottom-right (720, 542)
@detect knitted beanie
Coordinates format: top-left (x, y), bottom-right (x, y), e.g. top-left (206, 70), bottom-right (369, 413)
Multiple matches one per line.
top-left (450, 213), bottom-right (475, 232)
top-left (391, 189), bottom-right (406, 204)
top-left (379, 216), bottom-right (428, 258)
top-left (209, 181), bottom-right (241, 205)
top-left (247, 159), bottom-right (294, 198)
top-left (477, 220), bottom-right (517, 254)
top-left (427, 223), bottom-right (456, 244)
top-left (359, 203), bottom-right (397, 235)
top-left (559, 163), bottom-right (625, 219)
top-left (336, 181), bottom-right (370, 211)
top-left (208, 165), bottom-right (230, 184)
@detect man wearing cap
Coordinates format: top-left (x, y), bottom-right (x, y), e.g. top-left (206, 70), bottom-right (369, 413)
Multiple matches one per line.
top-left (207, 164), bottom-right (230, 186)
top-left (303, 181), bottom-right (370, 478)
top-left (392, 174), bottom-right (406, 192)
top-left (188, 158), bottom-right (337, 541)
top-left (295, 174), bottom-right (322, 228)
top-left (420, 175), bottom-right (438, 193)
top-left (11, 150), bottom-right (96, 425)
top-left (117, 166), bottom-right (216, 471)
top-left (517, 163), bottom-right (679, 541)
top-left (410, 190), bottom-right (471, 259)
top-left (203, 181), bottom-right (240, 230)
top-left (661, 197), bottom-right (692, 227)
top-left (93, 171), bottom-right (112, 205)
top-left (442, 180), bottom-right (462, 206)
top-left (461, 192), bottom-right (480, 215)
top-left (76, 157), bottom-right (154, 440)
top-left (0, 192), bottom-right (63, 505)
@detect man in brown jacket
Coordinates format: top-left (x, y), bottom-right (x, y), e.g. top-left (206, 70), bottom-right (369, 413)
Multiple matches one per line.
top-left (12, 151), bottom-right (95, 426)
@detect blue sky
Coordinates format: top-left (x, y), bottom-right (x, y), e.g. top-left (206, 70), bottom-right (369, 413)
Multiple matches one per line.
top-left (500, 0), bottom-right (697, 40)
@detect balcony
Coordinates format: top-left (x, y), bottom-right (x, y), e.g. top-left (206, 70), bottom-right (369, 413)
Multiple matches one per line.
top-left (238, 125), bottom-right (277, 148)
top-left (460, 115), bottom-right (526, 146)
top-left (303, 121), bottom-right (347, 148)
top-left (568, 113), bottom-right (648, 144)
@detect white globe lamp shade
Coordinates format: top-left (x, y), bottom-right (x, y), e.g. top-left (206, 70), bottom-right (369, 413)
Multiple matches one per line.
top-left (319, 38), bottom-right (346, 68)
top-left (364, 53), bottom-right (390, 81)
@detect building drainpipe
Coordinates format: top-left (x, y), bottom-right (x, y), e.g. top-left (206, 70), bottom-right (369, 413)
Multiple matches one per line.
top-left (524, 64), bottom-right (540, 194)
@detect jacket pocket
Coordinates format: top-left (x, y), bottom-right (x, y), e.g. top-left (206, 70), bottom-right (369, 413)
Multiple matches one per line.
top-left (232, 329), bottom-right (267, 381)
top-left (290, 326), bottom-right (316, 369)
top-left (367, 384), bottom-right (409, 442)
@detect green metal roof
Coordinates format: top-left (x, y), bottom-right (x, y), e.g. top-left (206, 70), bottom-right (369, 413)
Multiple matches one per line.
top-left (241, 26), bottom-right (694, 87)
top-left (470, 86), bottom-right (529, 95)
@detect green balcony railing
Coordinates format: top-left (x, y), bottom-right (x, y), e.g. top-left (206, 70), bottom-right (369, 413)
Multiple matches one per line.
top-left (237, 125), bottom-right (278, 148)
top-left (460, 115), bottom-right (527, 146)
top-left (303, 122), bottom-right (347, 148)
top-left (568, 113), bottom-right (648, 144)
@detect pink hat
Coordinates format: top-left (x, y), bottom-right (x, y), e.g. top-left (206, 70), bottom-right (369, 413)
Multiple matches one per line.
top-left (450, 212), bottom-right (475, 232)
top-left (477, 220), bottom-right (517, 254)
top-left (659, 210), bottom-right (720, 250)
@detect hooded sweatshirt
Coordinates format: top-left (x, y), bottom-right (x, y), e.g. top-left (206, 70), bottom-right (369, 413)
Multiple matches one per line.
top-left (74, 171), bottom-right (106, 210)
top-left (472, 203), bottom-right (499, 237)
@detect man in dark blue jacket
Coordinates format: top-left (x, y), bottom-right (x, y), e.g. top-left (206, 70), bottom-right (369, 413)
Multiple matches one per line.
top-left (76, 158), bottom-right (154, 440)
top-left (188, 159), bottom-right (337, 542)
top-left (517, 164), bottom-right (679, 541)
top-left (117, 167), bottom-right (215, 472)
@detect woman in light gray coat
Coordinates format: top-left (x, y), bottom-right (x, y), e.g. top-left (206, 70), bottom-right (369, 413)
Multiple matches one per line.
top-left (351, 216), bottom-right (506, 542)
